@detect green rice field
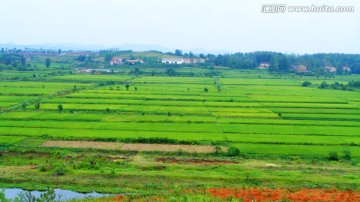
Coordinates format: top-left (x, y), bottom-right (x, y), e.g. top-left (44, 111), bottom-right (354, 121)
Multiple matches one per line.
top-left (0, 71), bottom-right (359, 157)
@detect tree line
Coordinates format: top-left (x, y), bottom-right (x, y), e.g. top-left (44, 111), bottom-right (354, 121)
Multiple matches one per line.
top-left (206, 51), bottom-right (360, 74)
top-left (2, 50), bottom-right (360, 74)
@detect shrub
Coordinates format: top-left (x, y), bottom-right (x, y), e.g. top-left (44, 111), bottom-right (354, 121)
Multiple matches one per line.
top-left (227, 146), bottom-right (240, 157)
top-left (39, 165), bottom-right (47, 172)
top-left (214, 146), bottom-right (223, 154)
top-left (302, 81), bottom-right (312, 87)
top-left (39, 187), bottom-right (56, 201)
top-left (57, 104), bottom-right (63, 112)
top-left (328, 151), bottom-right (339, 161)
top-left (342, 150), bottom-right (352, 160)
top-left (319, 81), bottom-right (329, 89)
top-left (35, 102), bottom-right (40, 110)
top-left (0, 189), bottom-right (9, 202)
top-left (52, 165), bottom-right (65, 176)
top-left (176, 149), bottom-right (185, 155)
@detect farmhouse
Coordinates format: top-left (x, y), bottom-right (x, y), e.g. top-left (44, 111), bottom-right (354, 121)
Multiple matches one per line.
top-left (79, 68), bottom-right (112, 73)
top-left (184, 58), bottom-right (191, 64)
top-left (324, 66), bottom-right (337, 73)
top-left (126, 59), bottom-right (143, 65)
top-left (342, 66), bottom-right (351, 72)
top-left (161, 58), bottom-right (184, 64)
top-left (258, 62), bottom-right (270, 69)
top-left (162, 58), bottom-right (205, 64)
top-left (293, 65), bottom-right (308, 73)
top-left (110, 57), bottom-right (123, 65)
top-left (193, 58), bottom-right (205, 63)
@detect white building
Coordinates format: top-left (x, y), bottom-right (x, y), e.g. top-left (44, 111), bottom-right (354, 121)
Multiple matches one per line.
top-left (110, 57), bottom-right (123, 65)
top-left (161, 58), bottom-right (184, 64)
top-left (324, 66), bottom-right (337, 73)
top-left (258, 62), bottom-right (271, 69)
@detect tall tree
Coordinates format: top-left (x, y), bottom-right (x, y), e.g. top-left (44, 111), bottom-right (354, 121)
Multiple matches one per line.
top-left (278, 55), bottom-right (290, 71)
top-left (104, 54), bottom-right (113, 62)
top-left (269, 55), bottom-right (279, 72)
top-left (189, 51), bottom-right (194, 58)
top-left (166, 68), bottom-right (176, 76)
top-left (175, 49), bottom-right (183, 56)
top-left (57, 104), bottom-right (63, 112)
top-left (20, 57), bottom-right (26, 67)
top-left (45, 58), bottom-right (51, 68)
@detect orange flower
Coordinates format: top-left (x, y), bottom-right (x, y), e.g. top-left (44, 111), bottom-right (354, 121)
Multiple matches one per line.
top-left (206, 187), bottom-right (360, 202)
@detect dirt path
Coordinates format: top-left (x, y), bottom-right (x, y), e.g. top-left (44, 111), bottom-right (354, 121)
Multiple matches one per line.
top-left (42, 140), bottom-right (124, 150)
top-left (42, 140), bottom-right (222, 153)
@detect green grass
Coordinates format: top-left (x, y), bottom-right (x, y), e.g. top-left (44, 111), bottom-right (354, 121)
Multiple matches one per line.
top-left (0, 135), bottom-right (26, 145)
top-left (232, 143), bottom-right (360, 156)
top-left (49, 74), bottom-right (134, 82)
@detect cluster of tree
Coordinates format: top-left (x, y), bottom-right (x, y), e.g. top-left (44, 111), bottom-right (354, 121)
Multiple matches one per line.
top-left (167, 49), bottom-right (204, 59)
top-left (0, 47), bottom-right (63, 54)
top-left (0, 53), bottom-right (27, 70)
top-left (205, 51), bottom-right (360, 74)
top-left (100, 49), bottom-right (360, 74)
top-left (99, 49), bottom-right (132, 55)
top-left (319, 81), bottom-right (360, 91)
top-left (302, 80), bottom-right (360, 91)
top-left (75, 55), bottom-right (87, 62)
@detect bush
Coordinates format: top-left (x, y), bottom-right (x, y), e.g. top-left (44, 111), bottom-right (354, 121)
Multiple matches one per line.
top-left (301, 81), bottom-right (312, 87)
top-left (52, 165), bottom-right (65, 176)
top-left (227, 146), bottom-right (240, 157)
top-left (342, 150), bottom-right (352, 160)
top-left (15, 188), bottom-right (57, 202)
top-left (39, 187), bottom-right (57, 201)
top-left (57, 104), bottom-right (63, 112)
top-left (39, 165), bottom-right (47, 172)
top-left (319, 81), bottom-right (329, 89)
top-left (35, 102), bottom-right (40, 110)
top-left (213, 146), bottom-right (223, 154)
top-left (328, 151), bottom-right (339, 161)
top-left (0, 189), bottom-right (9, 202)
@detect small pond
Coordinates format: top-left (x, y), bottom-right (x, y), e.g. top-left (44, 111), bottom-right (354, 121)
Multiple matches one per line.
top-left (3, 188), bottom-right (113, 201)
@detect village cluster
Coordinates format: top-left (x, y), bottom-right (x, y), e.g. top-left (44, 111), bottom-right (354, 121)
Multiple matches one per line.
top-left (257, 62), bottom-right (351, 73)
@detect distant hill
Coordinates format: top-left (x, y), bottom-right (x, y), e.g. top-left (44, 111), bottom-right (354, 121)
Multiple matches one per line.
top-left (0, 43), bottom-right (229, 55)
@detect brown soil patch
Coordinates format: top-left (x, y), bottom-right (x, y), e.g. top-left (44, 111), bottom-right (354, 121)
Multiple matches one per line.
top-left (121, 143), bottom-right (218, 153)
top-left (264, 163), bottom-right (281, 168)
top-left (156, 157), bottom-right (237, 165)
top-left (42, 141), bottom-right (123, 150)
top-left (2, 165), bottom-right (39, 171)
top-left (42, 141), bottom-right (222, 153)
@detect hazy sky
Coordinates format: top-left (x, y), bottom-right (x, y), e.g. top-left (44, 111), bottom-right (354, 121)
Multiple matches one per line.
top-left (0, 0), bottom-right (359, 53)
